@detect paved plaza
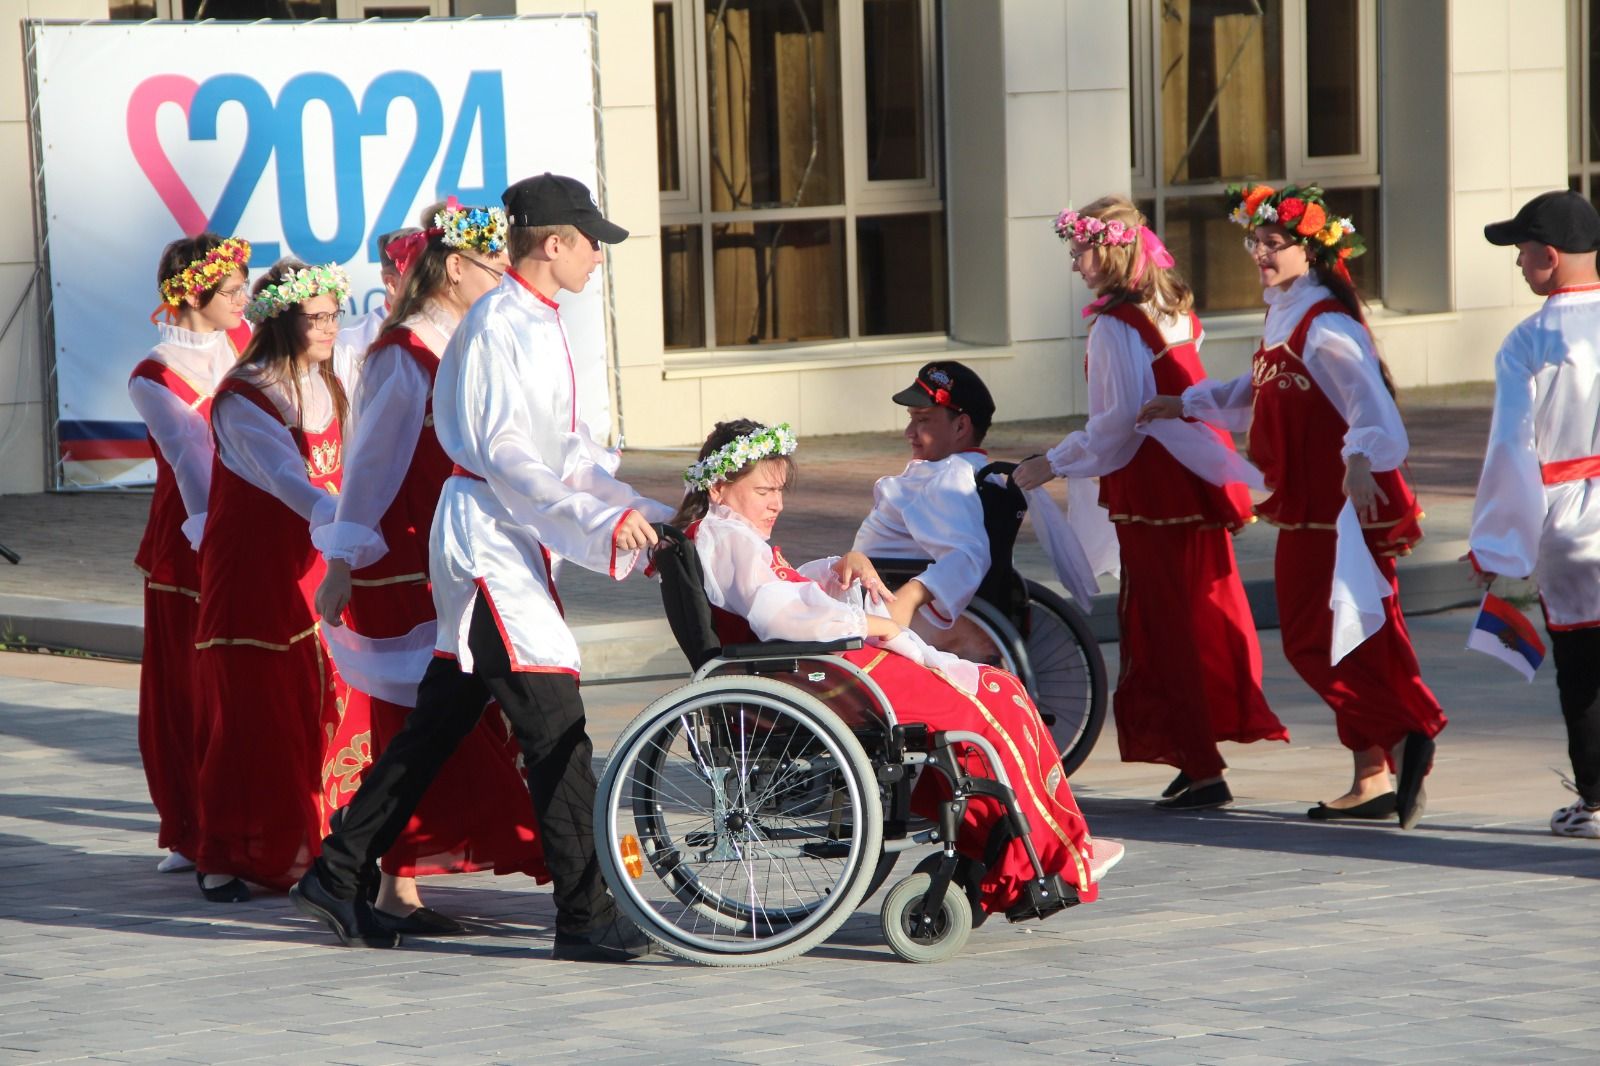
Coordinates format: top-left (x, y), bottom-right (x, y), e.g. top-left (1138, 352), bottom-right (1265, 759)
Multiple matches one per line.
top-left (3, 602), bottom-right (1597, 1065)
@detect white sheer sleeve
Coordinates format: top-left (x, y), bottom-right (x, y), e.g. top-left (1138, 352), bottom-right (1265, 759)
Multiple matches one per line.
top-left (312, 347), bottom-right (428, 567)
top-left (1182, 372), bottom-right (1256, 432)
top-left (128, 376), bottom-right (214, 547)
top-left (695, 518), bottom-right (866, 642)
top-left (896, 460), bottom-right (988, 625)
top-left (1046, 317), bottom-right (1154, 478)
top-left (1468, 340), bottom-right (1544, 579)
top-left (212, 392), bottom-right (337, 528)
top-left (1301, 317), bottom-right (1409, 471)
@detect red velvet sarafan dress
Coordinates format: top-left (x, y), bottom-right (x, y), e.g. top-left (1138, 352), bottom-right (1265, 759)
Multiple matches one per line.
top-left (130, 359), bottom-right (212, 858)
top-left (689, 514), bottom-right (1100, 913)
top-left (193, 378), bottom-right (369, 889)
top-left (1094, 305), bottom-right (1286, 778)
top-left (344, 329), bottom-right (545, 880)
top-left (1250, 300), bottom-right (1447, 754)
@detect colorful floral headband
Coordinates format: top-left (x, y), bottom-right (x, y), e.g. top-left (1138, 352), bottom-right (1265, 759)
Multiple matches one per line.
top-left (435, 198), bottom-right (508, 254)
top-left (244, 264), bottom-right (352, 325)
top-left (1225, 183), bottom-right (1366, 262)
top-left (158, 237), bottom-right (251, 307)
top-left (1053, 210), bottom-right (1138, 248)
top-left (684, 423), bottom-right (798, 492)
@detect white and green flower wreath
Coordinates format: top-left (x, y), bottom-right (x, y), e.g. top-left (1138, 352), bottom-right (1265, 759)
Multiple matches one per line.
top-left (683, 423), bottom-right (798, 492)
top-left (244, 263), bottom-right (352, 325)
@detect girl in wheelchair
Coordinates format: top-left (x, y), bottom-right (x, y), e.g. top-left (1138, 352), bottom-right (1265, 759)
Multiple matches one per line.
top-left (668, 418), bottom-right (1123, 918)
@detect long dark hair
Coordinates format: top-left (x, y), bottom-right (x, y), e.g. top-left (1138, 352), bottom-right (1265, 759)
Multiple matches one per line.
top-left (667, 418), bottom-right (797, 530)
top-left (375, 232), bottom-right (455, 340)
top-left (231, 259), bottom-right (350, 431)
top-left (1311, 260), bottom-right (1397, 399)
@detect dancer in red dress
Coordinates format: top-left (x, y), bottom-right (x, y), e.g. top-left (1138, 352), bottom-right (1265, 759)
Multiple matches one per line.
top-left (131, 234), bottom-right (250, 873)
top-left (192, 259), bottom-right (365, 900)
top-left (674, 419), bottom-right (1123, 915)
top-left (1016, 197), bottom-right (1285, 810)
top-left (1142, 183), bottom-right (1446, 828)
top-left (313, 204), bottom-right (547, 936)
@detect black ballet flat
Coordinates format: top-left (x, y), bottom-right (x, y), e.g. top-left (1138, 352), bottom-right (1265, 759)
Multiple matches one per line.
top-left (196, 870), bottom-right (251, 903)
top-left (370, 905), bottom-right (466, 937)
top-left (1161, 772), bottom-right (1191, 799)
top-left (1306, 792), bottom-right (1398, 821)
top-left (1395, 732), bottom-right (1436, 830)
top-left (1154, 780), bottom-right (1232, 811)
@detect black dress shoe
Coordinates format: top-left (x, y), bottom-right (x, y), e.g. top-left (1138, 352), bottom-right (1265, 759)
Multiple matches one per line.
top-left (1306, 792), bottom-right (1398, 821)
top-left (1161, 772), bottom-right (1191, 799)
top-left (289, 868), bottom-right (399, 948)
top-left (371, 905), bottom-right (466, 937)
top-left (1395, 732), bottom-right (1435, 830)
top-left (1154, 780), bottom-right (1232, 811)
top-left (196, 870), bottom-right (250, 903)
top-left (551, 913), bottom-right (658, 962)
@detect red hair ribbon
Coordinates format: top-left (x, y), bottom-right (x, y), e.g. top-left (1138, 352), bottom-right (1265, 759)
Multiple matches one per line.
top-left (385, 227), bottom-right (443, 278)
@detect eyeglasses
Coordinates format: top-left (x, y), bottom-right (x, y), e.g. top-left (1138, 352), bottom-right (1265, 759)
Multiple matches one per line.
top-left (297, 310), bottom-right (344, 331)
top-left (463, 256), bottom-right (504, 282)
top-left (1243, 236), bottom-right (1295, 257)
top-left (216, 285), bottom-right (248, 302)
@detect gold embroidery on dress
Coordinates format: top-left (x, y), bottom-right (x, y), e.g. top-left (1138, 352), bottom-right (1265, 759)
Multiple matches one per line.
top-left (305, 439), bottom-right (342, 478)
top-left (1252, 354), bottom-right (1311, 392)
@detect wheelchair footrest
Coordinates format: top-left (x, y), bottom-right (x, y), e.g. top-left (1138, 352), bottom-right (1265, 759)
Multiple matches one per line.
top-left (1004, 873), bottom-right (1080, 923)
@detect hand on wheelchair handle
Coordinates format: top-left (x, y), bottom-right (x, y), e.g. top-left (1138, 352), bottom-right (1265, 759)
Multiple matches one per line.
top-left (1012, 454), bottom-right (1056, 491)
top-left (615, 510), bottom-right (660, 552)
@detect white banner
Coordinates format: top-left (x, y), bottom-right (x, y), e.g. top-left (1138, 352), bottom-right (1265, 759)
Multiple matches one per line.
top-left (30, 16), bottom-right (614, 487)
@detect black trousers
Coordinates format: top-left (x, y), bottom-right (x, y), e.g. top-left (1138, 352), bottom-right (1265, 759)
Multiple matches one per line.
top-left (317, 590), bottom-right (610, 933)
top-left (1549, 624), bottom-right (1600, 806)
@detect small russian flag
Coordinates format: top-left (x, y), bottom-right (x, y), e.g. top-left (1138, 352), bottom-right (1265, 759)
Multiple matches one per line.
top-left (1466, 592), bottom-right (1546, 681)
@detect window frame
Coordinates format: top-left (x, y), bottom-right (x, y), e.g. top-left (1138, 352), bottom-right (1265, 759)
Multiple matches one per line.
top-left (1570, 0), bottom-right (1597, 198)
top-left (1130, 0), bottom-right (1380, 312)
top-left (657, 0), bottom-right (946, 354)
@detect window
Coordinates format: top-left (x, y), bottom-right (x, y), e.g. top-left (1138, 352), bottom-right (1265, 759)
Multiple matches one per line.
top-left (1570, 0), bottom-right (1600, 205)
top-left (1131, 0), bottom-right (1379, 312)
top-left (655, 0), bottom-right (946, 351)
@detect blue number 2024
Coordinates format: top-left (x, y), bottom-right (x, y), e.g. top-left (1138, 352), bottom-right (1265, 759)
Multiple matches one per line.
top-left (205, 70), bottom-right (508, 266)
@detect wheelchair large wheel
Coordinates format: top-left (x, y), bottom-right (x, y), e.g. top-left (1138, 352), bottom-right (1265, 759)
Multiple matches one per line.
top-left (596, 676), bottom-right (883, 967)
top-left (1022, 580), bottom-right (1107, 776)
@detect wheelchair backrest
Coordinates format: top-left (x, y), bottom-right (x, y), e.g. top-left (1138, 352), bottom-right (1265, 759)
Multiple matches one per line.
top-left (649, 523), bottom-right (723, 671)
top-left (973, 460), bottom-right (1027, 612)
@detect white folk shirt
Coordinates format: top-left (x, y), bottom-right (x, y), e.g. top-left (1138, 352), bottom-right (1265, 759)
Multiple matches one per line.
top-left (1047, 305), bottom-right (1263, 489)
top-left (852, 450), bottom-right (988, 627)
top-left (313, 301), bottom-right (455, 568)
top-left (1469, 285), bottom-right (1600, 628)
top-left (210, 366), bottom-right (340, 531)
top-left (127, 323), bottom-right (237, 548)
top-left (430, 271), bottom-right (673, 674)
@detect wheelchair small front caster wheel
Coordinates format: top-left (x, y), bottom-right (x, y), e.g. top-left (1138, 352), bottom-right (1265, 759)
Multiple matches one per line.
top-left (881, 872), bottom-right (972, 964)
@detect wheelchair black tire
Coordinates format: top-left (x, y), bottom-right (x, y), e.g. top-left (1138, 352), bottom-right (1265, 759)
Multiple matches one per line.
top-left (595, 676), bottom-right (884, 967)
top-left (881, 872), bottom-right (973, 964)
top-left (1022, 580), bottom-right (1108, 777)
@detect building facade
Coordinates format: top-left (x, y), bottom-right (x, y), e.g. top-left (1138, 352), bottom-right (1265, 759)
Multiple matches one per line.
top-left (0, 0), bottom-right (1584, 492)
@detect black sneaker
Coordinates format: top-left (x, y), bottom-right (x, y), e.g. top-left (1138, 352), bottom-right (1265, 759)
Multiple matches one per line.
top-left (551, 913), bottom-right (657, 963)
top-left (1153, 779), bottom-right (1233, 811)
top-left (289, 867), bottom-right (400, 949)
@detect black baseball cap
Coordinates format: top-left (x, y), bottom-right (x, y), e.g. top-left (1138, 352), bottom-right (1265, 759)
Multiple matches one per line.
top-left (1484, 190), bottom-right (1600, 252)
top-left (891, 361), bottom-right (996, 431)
top-left (501, 173), bottom-right (629, 244)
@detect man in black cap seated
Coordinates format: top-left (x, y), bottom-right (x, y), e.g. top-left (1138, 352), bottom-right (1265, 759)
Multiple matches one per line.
top-left (292, 173), bottom-right (673, 961)
top-left (1469, 189), bottom-right (1600, 841)
top-left (853, 361), bottom-right (998, 649)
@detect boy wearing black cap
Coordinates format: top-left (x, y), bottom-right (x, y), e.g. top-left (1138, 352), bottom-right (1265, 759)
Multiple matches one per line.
top-left (293, 174), bottom-right (673, 959)
top-left (1471, 189), bottom-right (1600, 838)
top-left (853, 361), bottom-right (996, 635)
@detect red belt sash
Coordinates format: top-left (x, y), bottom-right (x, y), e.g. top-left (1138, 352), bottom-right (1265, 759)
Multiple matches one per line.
top-left (452, 463), bottom-right (484, 482)
top-left (1541, 455), bottom-right (1600, 485)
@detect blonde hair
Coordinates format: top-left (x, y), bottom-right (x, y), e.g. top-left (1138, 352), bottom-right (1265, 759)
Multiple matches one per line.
top-left (507, 224), bottom-right (586, 262)
top-left (1074, 196), bottom-right (1193, 319)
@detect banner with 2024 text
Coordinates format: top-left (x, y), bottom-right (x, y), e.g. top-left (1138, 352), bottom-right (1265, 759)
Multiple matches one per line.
top-left (31, 17), bottom-right (614, 488)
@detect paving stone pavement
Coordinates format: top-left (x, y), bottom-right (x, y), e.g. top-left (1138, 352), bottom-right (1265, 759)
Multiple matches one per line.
top-left (3, 598), bottom-right (1598, 1065)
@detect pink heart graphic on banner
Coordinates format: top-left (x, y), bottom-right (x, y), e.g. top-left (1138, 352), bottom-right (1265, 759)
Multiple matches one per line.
top-left (126, 74), bottom-right (208, 235)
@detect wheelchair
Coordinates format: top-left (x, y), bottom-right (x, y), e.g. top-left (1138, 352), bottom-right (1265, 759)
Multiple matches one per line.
top-left (593, 524), bottom-right (1087, 966)
top-left (869, 460), bottom-right (1108, 777)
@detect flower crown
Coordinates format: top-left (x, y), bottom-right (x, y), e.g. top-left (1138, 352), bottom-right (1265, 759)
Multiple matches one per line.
top-left (1224, 183), bottom-right (1366, 262)
top-left (244, 264), bottom-right (352, 325)
top-left (435, 199), bottom-right (508, 253)
top-left (1053, 210), bottom-right (1139, 247)
top-left (684, 423), bottom-right (798, 492)
top-left (159, 237), bottom-right (251, 307)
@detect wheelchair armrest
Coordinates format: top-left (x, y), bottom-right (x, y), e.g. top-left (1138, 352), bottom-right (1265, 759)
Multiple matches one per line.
top-left (716, 637), bottom-right (864, 661)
